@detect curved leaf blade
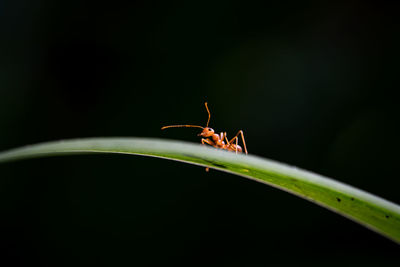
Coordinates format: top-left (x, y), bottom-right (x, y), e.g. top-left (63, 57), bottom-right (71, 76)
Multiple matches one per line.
top-left (0, 137), bottom-right (399, 243)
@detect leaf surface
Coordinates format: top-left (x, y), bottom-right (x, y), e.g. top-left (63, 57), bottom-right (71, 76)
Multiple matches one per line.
top-left (0, 137), bottom-right (399, 243)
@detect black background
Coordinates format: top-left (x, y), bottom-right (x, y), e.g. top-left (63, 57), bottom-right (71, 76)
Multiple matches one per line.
top-left (0, 0), bottom-right (399, 266)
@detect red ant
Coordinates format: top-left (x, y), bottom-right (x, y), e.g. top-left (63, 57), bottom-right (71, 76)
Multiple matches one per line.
top-left (161, 102), bottom-right (248, 171)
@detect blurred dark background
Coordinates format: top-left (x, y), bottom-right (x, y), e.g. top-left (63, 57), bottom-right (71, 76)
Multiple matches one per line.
top-left (1, 0), bottom-right (399, 266)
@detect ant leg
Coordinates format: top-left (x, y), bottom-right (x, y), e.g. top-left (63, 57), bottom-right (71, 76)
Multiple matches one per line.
top-left (224, 132), bottom-right (229, 144)
top-left (220, 132), bottom-right (228, 147)
top-left (201, 138), bottom-right (214, 172)
top-left (225, 133), bottom-right (239, 154)
top-left (228, 130), bottom-right (248, 154)
top-left (234, 136), bottom-right (239, 154)
top-left (239, 131), bottom-right (248, 154)
top-left (201, 138), bottom-right (215, 147)
top-left (236, 136), bottom-right (238, 154)
top-left (226, 135), bottom-right (239, 154)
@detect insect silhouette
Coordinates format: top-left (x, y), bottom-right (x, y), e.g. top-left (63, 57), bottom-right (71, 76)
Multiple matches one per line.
top-left (161, 102), bottom-right (248, 171)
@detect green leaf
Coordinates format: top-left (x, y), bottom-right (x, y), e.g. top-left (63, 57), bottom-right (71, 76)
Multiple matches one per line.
top-left (0, 137), bottom-right (399, 243)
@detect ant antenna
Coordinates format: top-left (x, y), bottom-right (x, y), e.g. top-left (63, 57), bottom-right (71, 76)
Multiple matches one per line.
top-left (161, 102), bottom-right (211, 130)
top-left (161, 125), bottom-right (204, 130)
top-left (205, 102), bottom-right (211, 127)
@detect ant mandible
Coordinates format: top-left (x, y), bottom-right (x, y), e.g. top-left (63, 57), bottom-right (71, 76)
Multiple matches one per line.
top-left (161, 102), bottom-right (248, 170)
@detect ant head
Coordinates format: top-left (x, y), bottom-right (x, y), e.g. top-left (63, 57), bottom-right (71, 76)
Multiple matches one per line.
top-left (198, 127), bottom-right (214, 137)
